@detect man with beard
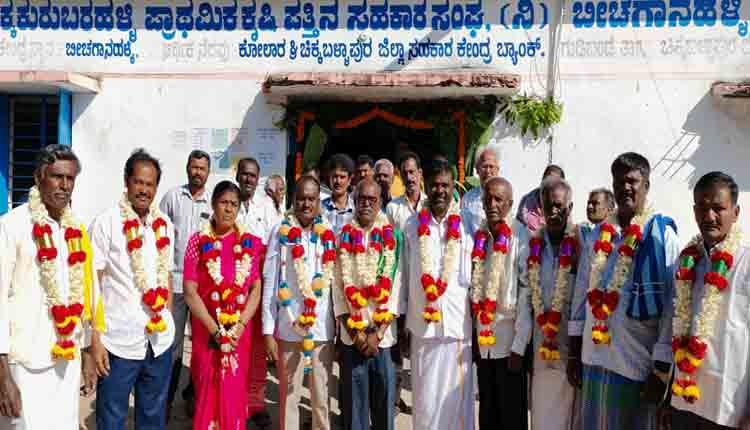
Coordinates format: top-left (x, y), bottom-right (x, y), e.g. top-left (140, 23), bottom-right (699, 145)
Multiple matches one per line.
top-left (405, 159), bottom-right (474, 430)
top-left (334, 178), bottom-right (403, 430)
top-left (512, 177), bottom-right (579, 430)
top-left (374, 159), bottom-right (395, 207)
top-left (236, 157), bottom-right (278, 245)
top-left (0, 145), bottom-right (102, 430)
top-left (467, 176), bottom-right (528, 430)
top-left (321, 154), bottom-right (355, 234)
top-left (90, 149), bottom-right (176, 428)
top-left (263, 176), bottom-right (336, 430)
top-left (568, 152), bottom-right (679, 430)
top-left (159, 150), bottom-right (212, 419)
top-left (462, 146), bottom-right (501, 234)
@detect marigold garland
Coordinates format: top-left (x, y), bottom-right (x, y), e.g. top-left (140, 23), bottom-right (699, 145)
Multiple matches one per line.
top-left (527, 223), bottom-right (577, 361)
top-left (418, 203), bottom-right (461, 324)
top-left (339, 213), bottom-right (397, 332)
top-left (199, 222), bottom-right (255, 366)
top-left (119, 194), bottom-right (171, 334)
top-left (29, 186), bottom-right (85, 361)
top-left (277, 214), bottom-right (336, 373)
top-left (671, 224), bottom-right (742, 404)
top-left (470, 219), bottom-right (512, 346)
top-left (586, 209), bottom-right (652, 345)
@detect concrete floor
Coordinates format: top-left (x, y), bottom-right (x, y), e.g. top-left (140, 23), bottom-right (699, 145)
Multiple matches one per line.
top-left (77, 337), bottom-right (465, 429)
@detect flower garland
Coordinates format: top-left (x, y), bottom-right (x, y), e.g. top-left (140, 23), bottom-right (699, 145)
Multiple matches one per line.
top-left (527, 223), bottom-right (578, 361)
top-left (29, 186), bottom-right (85, 361)
top-left (198, 222), bottom-right (255, 364)
top-left (671, 224), bottom-right (742, 404)
top-left (418, 203), bottom-right (462, 324)
top-left (339, 212), bottom-right (397, 332)
top-left (586, 208), bottom-right (652, 345)
top-left (119, 194), bottom-right (171, 334)
top-left (470, 219), bottom-right (512, 346)
top-left (277, 214), bottom-right (336, 373)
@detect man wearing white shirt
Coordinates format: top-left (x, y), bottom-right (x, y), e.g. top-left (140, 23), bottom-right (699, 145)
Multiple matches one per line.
top-left (385, 151), bottom-right (426, 414)
top-left (405, 159), bottom-right (474, 430)
top-left (669, 172), bottom-right (750, 430)
top-left (263, 175), bottom-right (336, 430)
top-left (512, 177), bottom-right (579, 430)
top-left (236, 160), bottom-right (276, 428)
top-left (466, 177), bottom-right (527, 430)
top-left (0, 145), bottom-right (102, 430)
top-left (237, 157), bottom-right (277, 245)
top-left (461, 146), bottom-right (500, 234)
top-left (386, 151), bottom-right (427, 232)
top-left (159, 149), bottom-right (212, 419)
top-left (90, 149), bottom-right (176, 429)
top-left (333, 179), bottom-right (404, 430)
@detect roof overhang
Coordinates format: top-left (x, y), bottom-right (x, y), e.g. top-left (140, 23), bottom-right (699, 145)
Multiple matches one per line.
top-left (711, 81), bottom-right (750, 121)
top-left (0, 71), bottom-right (100, 94)
top-left (263, 70), bottom-right (520, 103)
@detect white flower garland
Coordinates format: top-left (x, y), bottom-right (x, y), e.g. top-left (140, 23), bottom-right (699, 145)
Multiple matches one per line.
top-left (119, 193), bottom-right (171, 332)
top-left (529, 223), bottom-right (578, 321)
top-left (470, 217), bottom-right (512, 311)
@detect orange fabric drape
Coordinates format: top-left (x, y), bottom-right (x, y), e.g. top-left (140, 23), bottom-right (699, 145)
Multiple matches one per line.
top-left (334, 106), bottom-right (433, 130)
top-left (296, 111), bottom-right (316, 143)
top-left (452, 111), bottom-right (466, 184)
top-left (294, 151), bottom-right (303, 180)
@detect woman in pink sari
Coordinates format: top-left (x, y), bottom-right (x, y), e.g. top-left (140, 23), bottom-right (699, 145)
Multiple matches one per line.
top-left (183, 180), bottom-right (263, 430)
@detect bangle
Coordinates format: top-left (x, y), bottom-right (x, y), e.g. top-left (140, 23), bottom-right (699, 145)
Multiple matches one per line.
top-left (237, 320), bottom-right (246, 327)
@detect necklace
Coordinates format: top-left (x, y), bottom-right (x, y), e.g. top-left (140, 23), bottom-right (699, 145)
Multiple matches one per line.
top-left (339, 212), bottom-right (397, 331)
top-left (586, 208), bottom-right (652, 345)
top-left (470, 219), bottom-right (512, 346)
top-left (527, 223), bottom-right (577, 361)
top-left (119, 194), bottom-right (171, 334)
top-left (672, 224), bottom-right (742, 403)
top-left (29, 186), bottom-right (85, 360)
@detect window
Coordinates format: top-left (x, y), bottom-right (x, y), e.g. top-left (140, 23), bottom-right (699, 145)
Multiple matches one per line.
top-left (8, 95), bottom-right (59, 208)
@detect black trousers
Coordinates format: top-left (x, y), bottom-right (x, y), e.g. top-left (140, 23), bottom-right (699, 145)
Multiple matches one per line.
top-left (477, 357), bottom-right (529, 430)
top-left (673, 409), bottom-right (736, 430)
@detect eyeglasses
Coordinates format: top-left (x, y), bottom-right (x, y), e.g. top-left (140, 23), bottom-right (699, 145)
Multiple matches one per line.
top-left (356, 196), bottom-right (379, 206)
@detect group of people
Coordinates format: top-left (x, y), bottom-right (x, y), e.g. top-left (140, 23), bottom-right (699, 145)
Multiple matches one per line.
top-left (0, 143), bottom-right (748, 430)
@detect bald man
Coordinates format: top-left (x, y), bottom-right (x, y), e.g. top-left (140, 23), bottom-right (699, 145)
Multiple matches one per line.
top-left (466, 176), bottom-right (529, 430)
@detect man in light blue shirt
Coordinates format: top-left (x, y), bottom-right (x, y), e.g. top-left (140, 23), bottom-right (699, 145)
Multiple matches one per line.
top-left (321, 153), bottom-right (355, 234)
top-left (567, 152), bottom-right (678, 430)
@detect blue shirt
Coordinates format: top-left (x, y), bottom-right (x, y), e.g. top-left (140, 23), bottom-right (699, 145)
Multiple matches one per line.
top-left (568, 214), bottom-right (679, 381)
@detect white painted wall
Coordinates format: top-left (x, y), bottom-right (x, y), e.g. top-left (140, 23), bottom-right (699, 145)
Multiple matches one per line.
top-left (71, 78), bottom-right (287, 223)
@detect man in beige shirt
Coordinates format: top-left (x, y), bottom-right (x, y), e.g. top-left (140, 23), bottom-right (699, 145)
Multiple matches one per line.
top-left (0, 145), bottom-right (101, 430)
top-left (333, 179), bottom-right (403, 430)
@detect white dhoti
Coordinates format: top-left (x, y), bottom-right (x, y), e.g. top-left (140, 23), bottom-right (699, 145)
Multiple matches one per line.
top-left (0, 360), bottom-right (81, 430)
top-left (412, 337), bottom-right (474, 430)
top-left (531, 366), bottom-right (576, 430)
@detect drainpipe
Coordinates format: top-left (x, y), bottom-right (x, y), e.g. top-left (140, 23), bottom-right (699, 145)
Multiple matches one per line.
top-left (545, 0), bottom-right (565, 164)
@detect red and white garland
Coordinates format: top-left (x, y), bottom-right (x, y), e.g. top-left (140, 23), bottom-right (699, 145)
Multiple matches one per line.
top-left (418, 203), bottom-right (462, 323)
top-left (470, 219), bottom-right (512, 346)
top-left (527, 223), bottom-right (578, 361)
top-left (119, 194), bottom-right (171, 334)
top-left (672, 224), bottom-right (742, 404)
top-left (29, 186), bottom-right (85, 361)
top-left (586, 209), bottom-right (652, 345)
top-left (339, 212), bottom-right (397, 331)
top-left (198, 222), bottom-right (255, 360)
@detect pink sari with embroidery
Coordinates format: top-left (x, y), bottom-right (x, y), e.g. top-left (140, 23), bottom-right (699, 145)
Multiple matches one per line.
top-left (183, 231), bottom-right (263, 430)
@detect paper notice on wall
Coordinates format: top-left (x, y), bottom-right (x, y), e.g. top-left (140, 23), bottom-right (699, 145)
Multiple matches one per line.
top-left (250, 127), bottom-right (286, 176)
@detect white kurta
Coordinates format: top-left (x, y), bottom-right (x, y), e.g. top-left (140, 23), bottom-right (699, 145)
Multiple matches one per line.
top-left (512, 228), bottom-right (579, 430)
top-left (0, 204), bottom-right (99, 430)
top-left (671, 244), bottom-right (750, 427)
top-left (404, 209), bottom-right (474, 430)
